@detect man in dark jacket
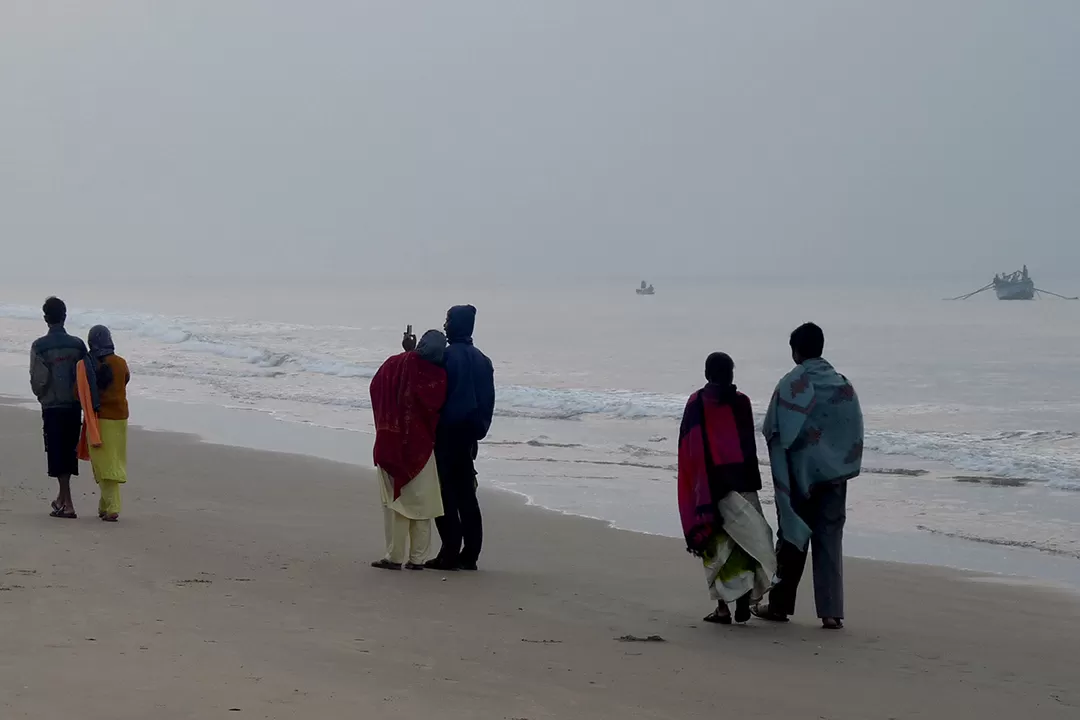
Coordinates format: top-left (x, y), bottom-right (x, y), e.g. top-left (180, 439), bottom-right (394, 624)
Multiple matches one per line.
top-left (426, 305), bottom-right (495, 571)
top-left (30, 297), bottom-right (98, 519)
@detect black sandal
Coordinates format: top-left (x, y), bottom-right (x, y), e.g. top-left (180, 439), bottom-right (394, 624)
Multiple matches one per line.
top-left (371, 559), bottom-right (402, 571)
top-left (703, 606), bottom-right (732, 625)
top-left (821, 618), bottom-right (844, 630)
top-left (404, 562), bottom-right (425, 571)
top-left (50, 508), bottom-right (78, 519)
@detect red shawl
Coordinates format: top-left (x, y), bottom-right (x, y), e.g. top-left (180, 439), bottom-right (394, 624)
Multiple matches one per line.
top-left (677, 385), bottom-right (762, 554)
top-left (370, 352), bottom-right (447, 498)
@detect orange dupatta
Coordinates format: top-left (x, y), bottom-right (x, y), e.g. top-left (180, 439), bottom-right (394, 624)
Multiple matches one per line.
top-left (76, 359), bottom-right (102, 460)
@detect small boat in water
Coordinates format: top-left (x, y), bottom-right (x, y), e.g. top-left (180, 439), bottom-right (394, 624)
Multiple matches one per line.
top-left (636, 281), bottom-right (655, 296)
top-left (948, 265), bottom-right (1077, 301)
top-left (993, 266), bottom-right (1035, 300)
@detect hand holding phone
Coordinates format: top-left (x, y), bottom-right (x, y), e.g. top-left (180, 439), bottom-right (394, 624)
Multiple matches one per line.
top-left (402, 324), bottom-right (417, 352)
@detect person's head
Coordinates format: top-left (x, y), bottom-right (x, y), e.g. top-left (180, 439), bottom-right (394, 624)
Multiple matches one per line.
top-left (789, 322), bottom-right (825, 364)
top-left (43, 296), bottom-right (67, 326)
top-left (88, 325), bottom-right (115, 358)
top-left (415, 329), bottom-right (447, 365)
top-left (704, 352), bottom-right (735, 386)
top-left (444, 305), bottom-right (477, 343)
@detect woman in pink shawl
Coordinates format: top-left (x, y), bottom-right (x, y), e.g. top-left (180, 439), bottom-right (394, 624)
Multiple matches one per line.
top-left (678, 353), bottom-right (776, 624)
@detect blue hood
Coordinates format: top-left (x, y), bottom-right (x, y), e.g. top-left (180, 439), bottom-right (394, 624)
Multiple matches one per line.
top-left (440, 305), bottom-right (495, 439)
top-left (445, 305), bottom-right (476, 344)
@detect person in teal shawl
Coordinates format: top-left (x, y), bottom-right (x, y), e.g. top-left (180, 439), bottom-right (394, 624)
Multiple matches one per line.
top-left (752, 323), bottom-right (863, 629)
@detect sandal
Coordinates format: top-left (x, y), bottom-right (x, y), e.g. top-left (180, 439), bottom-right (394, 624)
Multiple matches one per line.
top-left (423, 558), bottom-right (460, 571)
top-left (404, 562), bottom-right (425, 571)
top-left (703, 606), bottom-right (732, 625)
top-left (371, 559), bottom-right (402, 571)
top-left (750, 602), bottom-right (789, 623)
top-left (821, 618), bottom-right (844, 630)
top-left (103, 514), bottom-right (119, 523)
top-left (49, 508), bottom-right (78, 519)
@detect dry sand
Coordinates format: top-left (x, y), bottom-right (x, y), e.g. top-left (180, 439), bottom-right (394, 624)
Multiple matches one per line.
top-left (0, 403), bottom-right (1077, 719)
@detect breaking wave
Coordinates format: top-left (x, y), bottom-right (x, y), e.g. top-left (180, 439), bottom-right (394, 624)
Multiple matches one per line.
top-left (867, 429), bottom-right (1080, 491)
top-left (0, 304), bottom-right (379, 379)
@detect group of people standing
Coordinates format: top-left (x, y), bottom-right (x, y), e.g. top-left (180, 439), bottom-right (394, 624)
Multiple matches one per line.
top-left (27, 296), bottom-right (861, 629)
top-left (677, 323), bottom-right (864, 629)
top-left (369, 305), bottom-right (496, 572)
top-left (30, 297), bottom-right (130, 522)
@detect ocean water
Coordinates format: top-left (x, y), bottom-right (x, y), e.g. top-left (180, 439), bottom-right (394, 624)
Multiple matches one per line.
top-left (1, 277), bottom-right (1078, 583)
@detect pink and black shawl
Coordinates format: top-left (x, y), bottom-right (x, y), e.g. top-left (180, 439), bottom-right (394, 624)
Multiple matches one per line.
top-left (677, 384), bottom-right (762, 555)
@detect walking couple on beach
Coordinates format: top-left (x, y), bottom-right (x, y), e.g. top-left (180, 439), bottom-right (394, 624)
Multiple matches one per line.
top-left (678, 323), bottom-right (863, 629)
top-left (369, 305), bottom-right (496, 572)
top-left (30, 297), bottom-right (131, 523)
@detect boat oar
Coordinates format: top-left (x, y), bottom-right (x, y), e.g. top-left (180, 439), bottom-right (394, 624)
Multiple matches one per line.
top-left (945, 283), bottom-right (993, 301)
top-left (1035, 288), bottom-right (1079, 300)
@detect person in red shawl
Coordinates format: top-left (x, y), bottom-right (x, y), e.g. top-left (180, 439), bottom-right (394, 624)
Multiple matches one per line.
top-left (678, 352), bottom-right (776, 623)
top-left (370, 330), bottom-right (449, 570)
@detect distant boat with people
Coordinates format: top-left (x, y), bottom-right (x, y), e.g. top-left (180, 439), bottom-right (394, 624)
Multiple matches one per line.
top-left (948, 265), bottom-right (1077, 301)
top-left (636, 281), bottom-right (655, 296)
top-left (993, 266), bottom-right (1036, 300)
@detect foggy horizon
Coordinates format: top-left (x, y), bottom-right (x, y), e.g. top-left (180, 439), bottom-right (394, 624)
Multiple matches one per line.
top-left (2, 1), bottom-right (1079, 283)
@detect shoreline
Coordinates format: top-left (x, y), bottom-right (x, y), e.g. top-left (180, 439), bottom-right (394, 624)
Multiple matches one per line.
top-left (2, 403), bottom-right (1079, 717)
top-left (4, 392), bottom-right (1078, 591)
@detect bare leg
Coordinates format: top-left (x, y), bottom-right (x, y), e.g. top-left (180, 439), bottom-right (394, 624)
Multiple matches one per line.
top-left (735, 592), bottom-right (752, 623)
top-left (704, 601), bottom-right (732, 624)
top-left (58, 475), bottom-right (74, 513)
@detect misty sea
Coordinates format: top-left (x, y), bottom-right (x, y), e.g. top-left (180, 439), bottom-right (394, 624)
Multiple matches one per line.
top-left (2, 276), bottom-right (1078, 586)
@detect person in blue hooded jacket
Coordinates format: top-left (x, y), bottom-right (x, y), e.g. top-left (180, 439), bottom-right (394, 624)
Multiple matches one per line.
top-left (425, 305), bottom-right (495, 571)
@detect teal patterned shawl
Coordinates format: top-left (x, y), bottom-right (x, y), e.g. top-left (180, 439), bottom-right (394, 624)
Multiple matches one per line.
top-left (763, 358), bottom-right (863, 551)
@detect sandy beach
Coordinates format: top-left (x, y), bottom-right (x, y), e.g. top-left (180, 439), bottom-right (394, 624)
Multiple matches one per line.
top-left (0, 402), bottom-right (1077, 719)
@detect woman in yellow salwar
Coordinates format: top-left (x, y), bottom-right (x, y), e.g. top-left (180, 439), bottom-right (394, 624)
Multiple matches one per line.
top-left (87, 326), bottom-right (130, 522)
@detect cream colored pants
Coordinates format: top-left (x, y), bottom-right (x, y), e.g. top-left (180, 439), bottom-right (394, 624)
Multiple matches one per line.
top-left (383, 507), bottom-right (432, 565)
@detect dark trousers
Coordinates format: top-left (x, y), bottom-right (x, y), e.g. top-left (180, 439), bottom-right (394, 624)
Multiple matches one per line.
top-left (42, 407), bottom-right (82, 478)
top-left (770, 479), bottom-right (847, 619)
top-left (433, 424), bottom-right (483, 566)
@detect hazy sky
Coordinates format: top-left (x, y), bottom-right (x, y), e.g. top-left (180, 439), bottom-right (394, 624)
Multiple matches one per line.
top-left (2, 1), bottom-right (1078, 281)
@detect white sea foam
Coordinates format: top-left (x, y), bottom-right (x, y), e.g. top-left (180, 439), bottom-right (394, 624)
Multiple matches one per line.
top-left (866, 429), bottom-right (1080, 490)
top-left (496, 385), bottom-right (683, 420)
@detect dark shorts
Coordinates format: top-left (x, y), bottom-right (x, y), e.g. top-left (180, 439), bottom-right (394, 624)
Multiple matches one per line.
top-left (42, 408), bottom-right (82, 478)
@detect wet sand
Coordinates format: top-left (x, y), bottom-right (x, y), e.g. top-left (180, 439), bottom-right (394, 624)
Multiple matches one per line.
top-left (1, 404), bottom-right (1078, 719)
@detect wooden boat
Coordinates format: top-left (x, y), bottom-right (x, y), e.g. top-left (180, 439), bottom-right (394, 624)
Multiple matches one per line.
top-left (949, 266), bottom-right (1077, 301)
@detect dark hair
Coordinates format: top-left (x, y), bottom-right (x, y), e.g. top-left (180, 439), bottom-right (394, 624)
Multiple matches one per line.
top-left (705, 352), bottom-right (735, 385)
top-left (42, 297), bottom-right (67, 325)
top-left (790, 322), bottom-right (825, 359)
top-left (95, 359), bottom-right (116, 390)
